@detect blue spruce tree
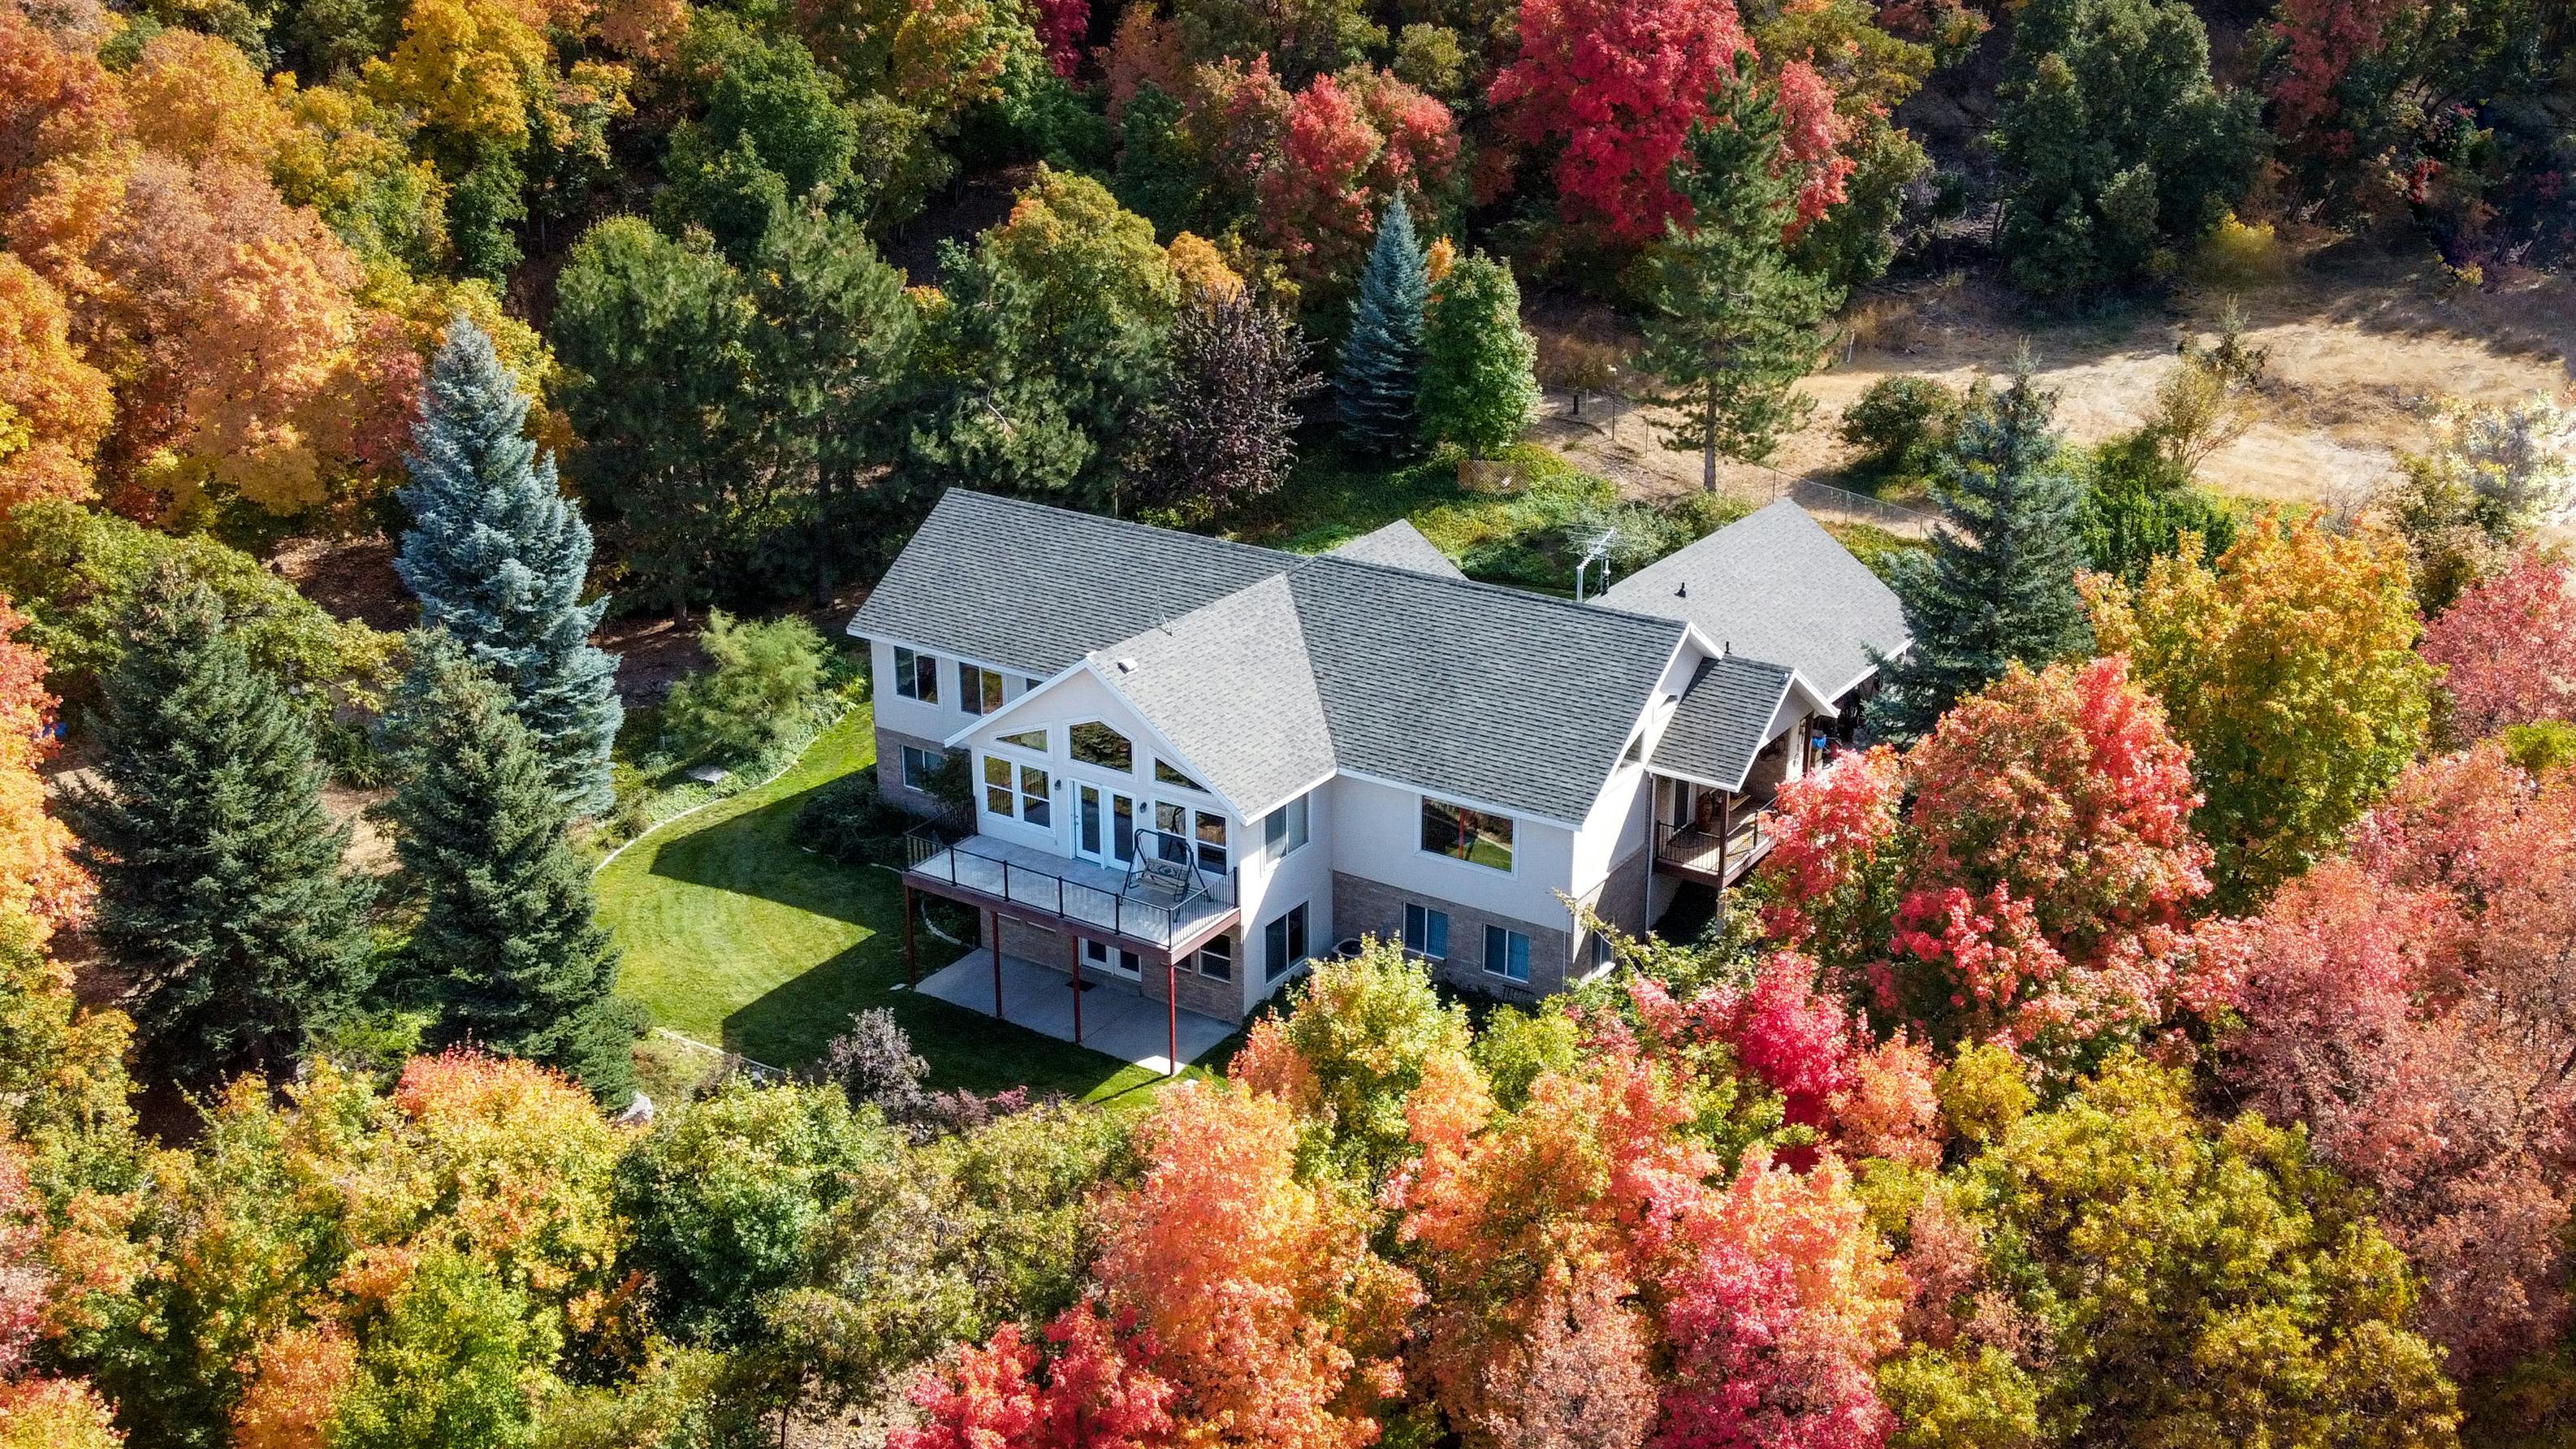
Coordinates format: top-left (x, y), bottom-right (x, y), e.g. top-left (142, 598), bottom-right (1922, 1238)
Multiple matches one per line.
top-left (1336, 196), bottom-right (1428, 452)
top-left (397, 318), bottom-right (624, 816)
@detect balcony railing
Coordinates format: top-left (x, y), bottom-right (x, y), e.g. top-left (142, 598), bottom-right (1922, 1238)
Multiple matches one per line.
top-left (903, 822), bottom-right (1240, 950)
top-left (1654, 813), bottom-right (1770, 883)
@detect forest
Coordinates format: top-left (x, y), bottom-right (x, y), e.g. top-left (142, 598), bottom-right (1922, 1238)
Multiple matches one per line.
top-left (2, 0), bottom-right (2574, 1441)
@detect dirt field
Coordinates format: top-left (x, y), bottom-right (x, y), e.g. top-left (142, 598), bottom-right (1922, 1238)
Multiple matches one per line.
top-left (1536, 245), bottom-right (2575, 519)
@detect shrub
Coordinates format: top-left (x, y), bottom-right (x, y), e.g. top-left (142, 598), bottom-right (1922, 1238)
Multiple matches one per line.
top-left (1839, 376), bottom-right (1962, 481)
top-left (2502, 720), bottom-right (2576, 778)
top-left (809, 1008), bottom-right (931, 1122)
top-left (661, 612), bottom-right (835, 765)
top-left (795, 772), bottom-right (915, 867)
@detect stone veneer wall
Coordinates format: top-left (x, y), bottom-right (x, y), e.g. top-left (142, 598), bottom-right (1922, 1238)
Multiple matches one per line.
top-left (1329, 870), bottom-right (1571, 1003)
top-left (874, 725), bottom-right (952, 815)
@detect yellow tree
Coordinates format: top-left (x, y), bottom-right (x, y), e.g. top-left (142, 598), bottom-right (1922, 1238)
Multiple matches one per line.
top-left (2085, 513), bottom-right (2433, 907)
top-left (0, 255), bottom-right (111, 510)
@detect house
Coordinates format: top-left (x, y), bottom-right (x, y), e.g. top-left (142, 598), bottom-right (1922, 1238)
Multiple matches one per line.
top-left (847, 489), bottom-right (1907, 1039)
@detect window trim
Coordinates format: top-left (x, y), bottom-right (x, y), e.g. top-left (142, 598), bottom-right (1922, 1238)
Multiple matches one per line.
top-left (892, 646), bottom-right (940, 704)
top-left (1264, 902), bottom-right (1308, 981)
top-left (1420, 795), bottom-right (1515, 874)
top-left (901, 745), bottom-right (945, 792)
top-left (957, 660), bottom-right (1005, 716)
top-left (1263, 792), bottom-right (1311, 859)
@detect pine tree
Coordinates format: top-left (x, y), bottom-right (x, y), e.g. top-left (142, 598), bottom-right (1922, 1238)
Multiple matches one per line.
top-left (383, 634), bottom-right (639, 1104)
top-left (397, 317), bottom-right (624, 817)
top-left (65, 568), bottom-right (374, 1084)
top-left (1642, 57), bottom-right (1844, 492)
top-left (1867, 364), bottom-right (2095, 742)
top-left (1418, 250), bottom-right (1540, 458)
top-left (1335, 196), bottom-right (1429, 452)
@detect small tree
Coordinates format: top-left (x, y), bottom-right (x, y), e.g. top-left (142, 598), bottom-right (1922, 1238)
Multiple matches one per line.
top-left (1133, 286), bottom-right (1321, 513)
top-left (382, 634), bottom-right (638, 1104)
top-left (1418, 251), bottom-right (1540, 458)
top-left (1643, 56), bottom-right (1843, 492)
top-left (1867, 365), bottom-right (2094, 742)
top-left (397, 317), bottom-right (625, 817)
top-left (1334, 196), bottom-right (1429, 452)
top-left (661, 612), bottom-right (834, 764)
top-left (66, 569), bottom-right (375, 1083)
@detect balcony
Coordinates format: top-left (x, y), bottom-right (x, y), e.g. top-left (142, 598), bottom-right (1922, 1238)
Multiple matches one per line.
top-left (901, 809), bottom-right (1240, 958)
top-left (1653, 811), bottom-right (1771, 886)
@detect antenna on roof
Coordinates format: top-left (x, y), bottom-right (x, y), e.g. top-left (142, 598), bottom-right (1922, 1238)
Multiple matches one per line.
top-left (1573, 528), bottom-right (1618, 603)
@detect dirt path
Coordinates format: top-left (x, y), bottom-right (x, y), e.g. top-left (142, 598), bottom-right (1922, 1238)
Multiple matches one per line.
top-left (1537, 249), bottom-right (2574, 516)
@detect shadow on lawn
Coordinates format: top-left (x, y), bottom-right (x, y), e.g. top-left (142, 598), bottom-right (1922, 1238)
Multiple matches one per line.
top-left (644, 782), bottom-right (875, 926)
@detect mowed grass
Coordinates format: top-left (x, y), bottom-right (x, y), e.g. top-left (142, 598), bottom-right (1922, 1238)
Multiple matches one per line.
top-left (598, 705), bottom-right (1186, 1103)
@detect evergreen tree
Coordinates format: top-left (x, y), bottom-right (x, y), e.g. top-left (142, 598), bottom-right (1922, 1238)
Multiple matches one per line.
top-left (1335, 196), bottom-right (1429, 452)
top-left (383, 634), bottom-right (640, 1104)
top-left (1418, 250), bottom-right (1540, 458)
top-left (1134, 284), bottom-right (1323, 511)
top-left (1867, 365), bottom-right (2095, 742)
top-left (1642, 56), bottom-right (1843, 492)
top-left (65, 568), bottom-right (374, 1084)
top-left (397, 317), bottom-right (625, 818)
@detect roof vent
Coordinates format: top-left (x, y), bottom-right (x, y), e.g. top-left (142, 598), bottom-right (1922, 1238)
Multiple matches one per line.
top-left (1114, 657), bottom-right (1138, 674)
top-left (1676, 582), bottom-right (1688, 599)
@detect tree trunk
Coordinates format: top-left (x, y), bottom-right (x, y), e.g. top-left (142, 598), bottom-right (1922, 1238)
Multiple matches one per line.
top-left (1701, 395), bottom-right (1718, 493)
top-left (813, 460), bottom-right (841, 608)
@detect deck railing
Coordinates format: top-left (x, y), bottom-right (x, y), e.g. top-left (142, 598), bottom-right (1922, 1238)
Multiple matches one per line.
top-left (1654, 814), bottom-right (1770, 882)
top-left (906, 833), bottom-right (1239, 949)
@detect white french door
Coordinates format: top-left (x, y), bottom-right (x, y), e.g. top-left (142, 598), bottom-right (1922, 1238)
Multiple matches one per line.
top-left (1074, 781), bottom-right (1141, 867)
top-left (1081, 936), bottom-right (1143, 980)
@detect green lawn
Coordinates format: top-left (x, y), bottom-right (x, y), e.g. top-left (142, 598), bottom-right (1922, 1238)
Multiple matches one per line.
top-left (598, 705), bottom-right (1191, 1104)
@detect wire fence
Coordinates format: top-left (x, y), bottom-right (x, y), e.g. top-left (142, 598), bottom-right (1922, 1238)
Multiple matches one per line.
top-left (1764, 477), bottom-right (1941, 539)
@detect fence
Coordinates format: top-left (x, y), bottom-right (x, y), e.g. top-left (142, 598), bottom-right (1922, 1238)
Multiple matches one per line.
top-left (1764, 476), bottom-right (1940, 539)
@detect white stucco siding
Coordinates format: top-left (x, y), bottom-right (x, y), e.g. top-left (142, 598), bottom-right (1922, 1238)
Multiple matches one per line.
top-left (1324, 772), bottom-right (1579, 935)
top-left (1571, 639), bottom-right (1716, 888)
top-left (1234, 785), bottom-right (1334, 1011)
top-left (868, 636), bottom-right (1042, 752)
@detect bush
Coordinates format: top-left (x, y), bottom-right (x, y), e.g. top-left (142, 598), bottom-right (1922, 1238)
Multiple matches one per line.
top-left (795, 772), bottom-right (916, 867)
top-left (661, 611), bottom-right (836, 765)
top-left (2078, 430), bottom-right (2240, 583)
top-left (2501, 720), bottom-right (2576, 778)
top-left (1839, 376), bottom-right (1962, 481)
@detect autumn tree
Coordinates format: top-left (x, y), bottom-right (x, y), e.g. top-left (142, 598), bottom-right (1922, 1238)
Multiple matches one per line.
top-left (1418, 250), bottom-right (1539, 458)
top-left (2420, 547), bottom-right (2576, 740)
top-left (1643, 55), bottom-right (1843, 493)
top-left (1132, 283), bottom-right (1320, 513)
top-left (1096, 1082), bottom-right (1418, 1449)
top-left (1230, 940), bottom-right (1472, 1183)
top-left (1992, 0), bottom-right (2260, 296)
top-left (2228, 746), bottom-right (2576, 1375)
top-left (1866, 367), bottom-right (2092, 742)
top-left (2086, 512), bottom-right (2433, 906)
top-left (2382, 392), bottom-right (2575, 612)
top-left (64, 569), bottom-right (375, 1084)
top-left (397, 317), bottom-right (622, 815)
top-left (0, 254), bottom-right (110, 511)
top-left (1252, 68), bottom-right (1459, 290)
top-left (0, 1138), bottom-right (120, 1449)
top-left (0, 601), bottom-right (84, 938)
top-left (894, 1302), bottom-right (1178, 1449)
top-left (1485, 0), bottom-right (1750, 244)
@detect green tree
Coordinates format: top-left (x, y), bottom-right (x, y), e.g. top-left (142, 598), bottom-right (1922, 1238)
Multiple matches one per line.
top-left (1334, 197), bottom-right (1430, 454)
top-left (659, 611), bottom-right (835, 764)
top-left (1867, 366), bottom-right (2093, 742)
top-left (747, 207), bottom-right (918, 604)
top-left (396, 318), bottom-right (623, 817)
top-left (1418, 251), bottom-right (1540, 458)
top-left (1234, 939), bottom-right (1473, 1182)
top-left (1643, 56), bottom-right (1844, 492)
top-left (615, 1081), bottom-right (896, 1348)
top-left (2076, 430), bottom-right (2238, 584)
top-left (551, 218), bottom-right (758, 618)
top-left (331, 1251), bottom-right (558, 1449)
top-left (1901, 1051), bottom-right (2460, 1448)
top-left (659, 13), bottom-right (860, 262)
top-left (381, 636), bottom-right (638, 1104)
top-left (65, 569), bottom-right (374, 1084)
top-left (1992, 0), bottom-right (2261, 296)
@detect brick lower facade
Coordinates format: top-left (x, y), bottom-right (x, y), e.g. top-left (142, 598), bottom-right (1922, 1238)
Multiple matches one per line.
top-left (1574, 846), bottom-right (1652, 971)
top-left (875, 725), bottom-right (953, 815)
top-left (1329, 870), bottom-right (1571, 1004)
top-left (988, 911), bottom-right (1243, 1021)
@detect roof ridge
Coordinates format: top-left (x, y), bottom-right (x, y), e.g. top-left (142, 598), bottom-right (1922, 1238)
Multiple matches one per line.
top-left (1290, 550), bottom-right (1690, 634)
top-left (941, 487), bottom-right (1296, 566)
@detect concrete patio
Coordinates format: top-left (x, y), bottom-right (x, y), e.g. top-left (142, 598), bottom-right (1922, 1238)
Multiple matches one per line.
top-left (912, 949), bottom-right (1234, 1075)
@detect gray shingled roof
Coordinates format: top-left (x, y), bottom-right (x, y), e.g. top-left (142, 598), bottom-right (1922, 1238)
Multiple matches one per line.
top-left (856, 490), bottom-right (1691, 824)
top-left (1594, 499), bottom-right (1908, 700)
top-left (846, 490), bottom-right (1290, 676)
top-left (1325, 519), bottom-right (1465, 579)
top-left (1286, 557), bottom-right (1683, 822)
top-left (1653, 655), bottom-right (1795, 790)
top-left (1090, 575), bottom-right (1338, 816)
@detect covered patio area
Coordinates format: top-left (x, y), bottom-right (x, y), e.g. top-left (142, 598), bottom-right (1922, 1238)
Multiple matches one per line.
top-left (912, 949), bottom-right (1235, 1076)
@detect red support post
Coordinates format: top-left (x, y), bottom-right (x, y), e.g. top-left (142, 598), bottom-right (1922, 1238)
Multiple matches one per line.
top-left (1069, 932), bottom-right (1083, 1045)
top-left (990, 908), bottom-right (1004, 1020)
top-left (1166, 957), bottom-right (1179, 1077)
top-left (901, 883), bottom-right (917, 987)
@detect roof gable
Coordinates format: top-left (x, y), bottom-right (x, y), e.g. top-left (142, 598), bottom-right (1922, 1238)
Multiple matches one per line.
top-left (1593, 499), bottom-right (1909, 700)
top-left (1652, 655), bottom-right (1794, 790)
top-left (1325, 519), bottom-right (1465, 578)
top-left (1088, 575), bottom-right (1337, 819)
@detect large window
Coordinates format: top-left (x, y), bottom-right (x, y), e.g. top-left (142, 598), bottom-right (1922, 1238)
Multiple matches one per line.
top-left (1196, 932), bottom-right (1233, 981)
top-left (957, 661), bottom-right (1005, 715)
top-left (1264, 793), bottom-right (1310, 859)
top-left (1420, 796), bottom-right (1514, 872)
top-left (1153, 803), bottom-right (1230, 872)
top-left (1482, 924), bottom-right (1531, 984)
top-left (982, 755), bottom-right (1050, 825)
top-left (901, 745), bottom-right (945, 792)
top-left (891, 647), bottom-right (939, 703)
top-left (1069, 722), bottom-right (1134, 772)
top-left (998, 728), bottom-right (1048, 753)
top-left (1403, 902), bottom-right (1449, 962)
top-left (1264, 902), bottom-right (1308, 981)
